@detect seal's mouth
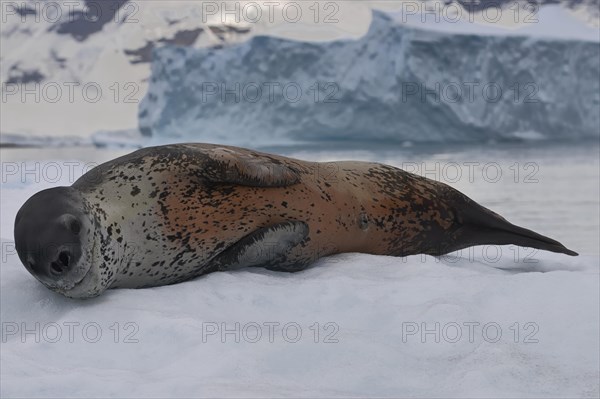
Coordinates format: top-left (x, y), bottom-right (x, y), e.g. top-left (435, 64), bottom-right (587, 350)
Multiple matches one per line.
top-left (54, 235), bottom-right (100, 297)
top-left (58, 233), bottom-right (116, 299)
top-left (53, 238), bottom-right (97, 291)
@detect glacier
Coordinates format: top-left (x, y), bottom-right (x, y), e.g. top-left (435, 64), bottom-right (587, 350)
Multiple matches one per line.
top-left (139, 11), bottom-right (600, 146)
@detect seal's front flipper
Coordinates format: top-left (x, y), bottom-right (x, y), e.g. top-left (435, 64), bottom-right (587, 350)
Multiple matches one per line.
top-left (212, 221), bottom-right (310, 272)
top-left (203, 147), bottom-right (301, 187)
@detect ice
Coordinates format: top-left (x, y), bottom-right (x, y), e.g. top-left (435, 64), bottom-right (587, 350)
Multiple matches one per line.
top-left (0, 133), bottom-right (92, 148)
top-left (1, 142), bottom-right (598, 397)
top-left (91, 129), bottom-right (145, 149)
top-left (140, 11), bottom-right (600, 146)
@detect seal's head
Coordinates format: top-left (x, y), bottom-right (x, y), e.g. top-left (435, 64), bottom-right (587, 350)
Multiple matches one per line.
top-left (14, 187), bottom-right (102, 298)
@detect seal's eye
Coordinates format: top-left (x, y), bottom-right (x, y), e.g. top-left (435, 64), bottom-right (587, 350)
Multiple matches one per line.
top-left (59, 214), bottom-right (82, 235)
top-left (70, 220), bottom-right (81, 235)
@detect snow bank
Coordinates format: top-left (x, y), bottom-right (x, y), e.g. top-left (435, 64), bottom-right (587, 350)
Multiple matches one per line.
top-left (139, 11), bottom-right (600, 146)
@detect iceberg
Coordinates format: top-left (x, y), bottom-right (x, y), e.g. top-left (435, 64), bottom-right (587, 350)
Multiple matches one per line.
top-left (139, 11), bottom-right (600, 145)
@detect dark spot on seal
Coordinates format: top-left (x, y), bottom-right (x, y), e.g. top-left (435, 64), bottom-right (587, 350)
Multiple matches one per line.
top-left (359, 212), bottom-right (369, 230)
top-left (70, 219), bottom-right (81, 234)
top-left (131, 186), bottom-right (141, 196)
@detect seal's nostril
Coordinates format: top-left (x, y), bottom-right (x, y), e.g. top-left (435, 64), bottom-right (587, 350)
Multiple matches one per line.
top-left (58, 251), bottom-right (70, 267)
top-left (50, 262), bottom-right (63, 274)
top-left (50, 251), bottom-right (71, 275)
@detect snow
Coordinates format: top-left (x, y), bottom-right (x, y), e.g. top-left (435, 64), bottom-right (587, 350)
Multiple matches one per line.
top-left (389, 3), bottom-right (600, 41)
top-left (1, 142), bottom-right (598, 398)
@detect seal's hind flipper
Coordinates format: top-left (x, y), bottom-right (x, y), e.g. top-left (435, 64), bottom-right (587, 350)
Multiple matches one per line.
top-left (437, 185), bottom-right (578, 256)
top-left (203, 147), bottom-right (301, 187)
top-left (212, 221), bottom-right (310, 272)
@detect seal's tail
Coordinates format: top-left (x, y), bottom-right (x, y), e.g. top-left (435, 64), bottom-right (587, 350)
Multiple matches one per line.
top-left (442, 187), bottom-right (578, 256)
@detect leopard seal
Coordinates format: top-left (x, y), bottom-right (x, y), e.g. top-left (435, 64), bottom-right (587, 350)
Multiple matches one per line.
top-left (14, 143), bottom-right (577, 298)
